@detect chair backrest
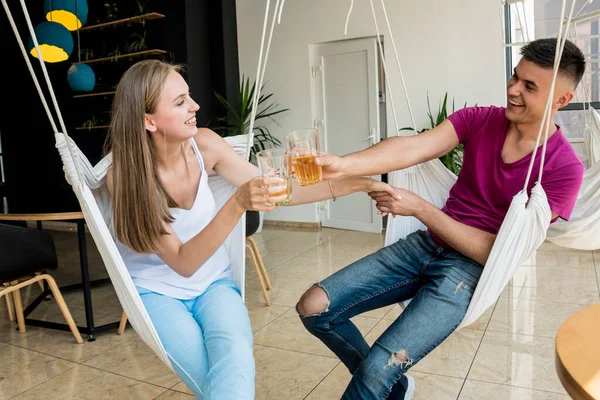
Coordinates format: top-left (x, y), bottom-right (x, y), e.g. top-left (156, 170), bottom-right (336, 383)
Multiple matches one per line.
top-left (0, 223), bottom-right (58, 282)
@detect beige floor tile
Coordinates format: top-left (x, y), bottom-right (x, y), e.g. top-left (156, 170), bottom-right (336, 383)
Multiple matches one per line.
top-left (0, 344), bottom-right (76, 399)
top-left (84, 336), bottom-right (179, 388)
top-left (154, 390), bottom-right (195, 399)
top-left (529, 250), bottom-right (595, 269)
top-left (256, 237), bottom-right (319, 258)
top-left (11, 365), bottom-right (166, 400)
top-left (248, 250), bottom-right (299, 272)
top-left (503, 266), bottom-right (600, 305)
top-left (170, 382), bottom-right (193, 395)
top-left (265, 255), bottom-right (356, 282)
top-left (487, 298), bottom-right (590, 338)
top-left (500, 285), bottom-right (599, 306)
top-left (245, 271), bottom-right (314, 307)
top-left (537, 241), bottom-right (582, 253)
top-left (60, 283), bottom-right (125, 318)
top-left (468, 330), bottom-right (567, 394)
top-left (246, 301), bottom-right (291, 333)
top-left (305, 363), bottom-right (464, 400)
top-left (254, 344), bottom-right (338, 400)
top-left (459, 379), bottom-right (571, 399)
top-left (279, 227), bottom-right (345, 246)
top-left (253, 308), bottom-right (379, 358)
top-left (250, 226), bottom-right (294, 245)
top-left (330, 230), bottom-right (385, 248)
top-left (3, 320), bottom-right (134, 364)
top-left (300, 242), bottom-right (380, 263)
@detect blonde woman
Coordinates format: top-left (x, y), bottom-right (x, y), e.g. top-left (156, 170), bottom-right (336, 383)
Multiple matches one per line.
top-left (105, 59), bottom-right (392, 399)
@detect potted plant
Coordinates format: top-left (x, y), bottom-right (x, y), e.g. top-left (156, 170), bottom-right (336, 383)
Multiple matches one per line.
top-left (400, 92), bottom-right (472, 175)
top-left (212, 75), bottom-right (289, 163)
top-left (212, 76), bottom-right (289, 233)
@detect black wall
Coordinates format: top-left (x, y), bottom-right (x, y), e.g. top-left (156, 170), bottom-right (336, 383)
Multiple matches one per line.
top-left (0, 0), bottom-right (240, 214)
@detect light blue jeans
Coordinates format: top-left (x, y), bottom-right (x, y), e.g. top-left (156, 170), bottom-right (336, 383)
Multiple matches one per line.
top-left (137, 278), bottom-right (255, 399)
top-left (298, 230), bottom-right (483, 399)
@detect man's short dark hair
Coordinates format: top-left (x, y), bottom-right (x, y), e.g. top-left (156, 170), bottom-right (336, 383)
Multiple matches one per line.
top-left (520, 38), bottom-right (586, 88)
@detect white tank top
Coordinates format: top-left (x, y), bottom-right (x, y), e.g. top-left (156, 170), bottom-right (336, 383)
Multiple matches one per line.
top-left (115, 139), bottom-right (233, 300)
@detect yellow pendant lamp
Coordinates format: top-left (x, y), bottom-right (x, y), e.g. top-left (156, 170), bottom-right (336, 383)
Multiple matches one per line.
top-left (44, 0), bottom-right (88, 31)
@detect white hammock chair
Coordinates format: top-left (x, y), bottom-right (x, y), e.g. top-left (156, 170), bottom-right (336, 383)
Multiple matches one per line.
top-left (544, 19), bottom-right (600, 251)
top-left (1, 0), bottom-right (280, 374)
top-left (354, 0), bottom-right (578, 328)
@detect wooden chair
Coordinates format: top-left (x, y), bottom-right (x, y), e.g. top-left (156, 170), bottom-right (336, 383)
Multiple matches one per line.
top-left (0, 222), bottom-right (83, 343)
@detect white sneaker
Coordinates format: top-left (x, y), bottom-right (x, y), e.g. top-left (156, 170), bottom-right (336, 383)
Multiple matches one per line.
top-left (404, 375), bottom-right (415, 400)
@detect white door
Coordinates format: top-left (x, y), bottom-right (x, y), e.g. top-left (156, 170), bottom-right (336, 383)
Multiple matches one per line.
top-left (311, 37), bottom-right (382, 233)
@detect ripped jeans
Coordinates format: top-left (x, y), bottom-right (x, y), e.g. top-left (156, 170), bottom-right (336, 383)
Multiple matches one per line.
top-left (298, 230), bottom-right (483, 400)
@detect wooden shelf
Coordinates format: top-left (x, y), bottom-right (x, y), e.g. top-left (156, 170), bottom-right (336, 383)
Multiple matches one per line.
top-left (79, 12), bottom-right (165, 31)
top-left (76, 49), bottom-right (167, 65)
top-left (73, 91), bottom-right (116, 99)
top-left (75, 126), bottom-right (109, 131)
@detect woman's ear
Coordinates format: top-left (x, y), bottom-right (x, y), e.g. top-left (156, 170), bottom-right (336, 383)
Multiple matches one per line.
top-left (144, 114), bottom-right (157, 132)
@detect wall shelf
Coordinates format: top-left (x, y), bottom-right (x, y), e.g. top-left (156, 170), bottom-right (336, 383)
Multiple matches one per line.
top-left (73, 91), bottom-right (116, 99)
top-left (76, 49), bottom-right (167, 65)
top-left (79, 12), bottom-right (165, 32)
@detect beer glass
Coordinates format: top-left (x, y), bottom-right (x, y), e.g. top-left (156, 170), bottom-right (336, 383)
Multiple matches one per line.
top-left (284, 128), bottom-right (323, 186)
top-left (256, 148), bottom-right (292, 206)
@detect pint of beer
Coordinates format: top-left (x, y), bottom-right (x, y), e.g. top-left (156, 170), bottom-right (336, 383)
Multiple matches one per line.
top-left (284, 129), bottom-right (323, 186)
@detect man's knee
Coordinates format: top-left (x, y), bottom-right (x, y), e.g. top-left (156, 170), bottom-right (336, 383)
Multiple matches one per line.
top-left (297, 284), bottom-right (330, 317)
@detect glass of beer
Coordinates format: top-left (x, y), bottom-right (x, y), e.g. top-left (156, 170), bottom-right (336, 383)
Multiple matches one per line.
top-left (256, 148), bottom-right (292, 206)
top-left (284, 128), bottom-right (323, 186)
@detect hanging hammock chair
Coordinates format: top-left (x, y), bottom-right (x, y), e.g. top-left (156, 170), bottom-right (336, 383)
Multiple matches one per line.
top-left (0, 0), bottom-right (282, 374)
top-left (354, 0), bottom-right (580, 327)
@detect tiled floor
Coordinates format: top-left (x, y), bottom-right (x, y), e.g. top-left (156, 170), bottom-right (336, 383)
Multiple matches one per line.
top-left (0, 225), bottom-right (598, 399)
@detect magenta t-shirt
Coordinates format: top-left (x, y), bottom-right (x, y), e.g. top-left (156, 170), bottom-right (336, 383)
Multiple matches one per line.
top-left (429, 106), bottom-right (584, 248)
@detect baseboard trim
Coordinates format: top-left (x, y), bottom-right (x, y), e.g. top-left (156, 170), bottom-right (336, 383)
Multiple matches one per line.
top-left (263, 220), bottom-right (321, 229)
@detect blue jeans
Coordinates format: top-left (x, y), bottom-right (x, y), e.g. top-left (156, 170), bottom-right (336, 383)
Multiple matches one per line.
top-left (137, 278), bottom-right (255, 399)
top-left (298, 230), bottom-right (483, 400)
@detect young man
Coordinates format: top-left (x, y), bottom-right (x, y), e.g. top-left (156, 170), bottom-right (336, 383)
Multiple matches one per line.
top-left (296, 38), bottom-right (586, 400)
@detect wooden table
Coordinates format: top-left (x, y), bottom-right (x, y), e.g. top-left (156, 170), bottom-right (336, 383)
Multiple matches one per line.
top-left (0, 212), bottom-right (120, 341)
top-left (556, 303), bottom-right (600, 400)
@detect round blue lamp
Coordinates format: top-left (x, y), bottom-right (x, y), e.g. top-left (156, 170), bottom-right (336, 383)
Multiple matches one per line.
top-left (67, 63), bottom-right (95, 92)
top-left (28, 21), bottom-right (74, 63)
top-left (44, 0), bottom-right (88, 31)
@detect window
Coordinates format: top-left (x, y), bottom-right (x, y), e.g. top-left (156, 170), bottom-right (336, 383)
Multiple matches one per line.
top-left (504, 0), bottom-right (600, 167)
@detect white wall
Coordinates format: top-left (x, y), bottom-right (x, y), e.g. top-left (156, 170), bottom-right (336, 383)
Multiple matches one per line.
top-left (236, 0), bottom-right (507, 224)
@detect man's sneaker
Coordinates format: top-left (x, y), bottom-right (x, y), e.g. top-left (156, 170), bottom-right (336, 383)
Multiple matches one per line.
top-left (404, 375), bottom-right (415, 400)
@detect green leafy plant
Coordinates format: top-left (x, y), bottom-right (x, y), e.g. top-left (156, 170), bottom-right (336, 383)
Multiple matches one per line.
top-left (104, 2), bottom-right (118, 21)
top-left (212, 75), bottom-right (289, 161)
top-left (107, 46), bottom-right (121, 62)
top-left (82, 48), bottom-right (94, 61)
top-left (400, 92), bottom-right (472, 175)
top-left (82, 116), bottom-right (99, 131)
top-left (125, 32), bottom-right (147, 53)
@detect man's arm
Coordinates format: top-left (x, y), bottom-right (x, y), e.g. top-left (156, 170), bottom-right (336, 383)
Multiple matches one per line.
top-left (373, 188), bottom-right (560, 265)
top-left (317, 119), bottom-right (460, 179)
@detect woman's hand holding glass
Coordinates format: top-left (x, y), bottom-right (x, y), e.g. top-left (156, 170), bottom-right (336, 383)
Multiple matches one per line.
top-left (234, 176), bottom-right (289, 212)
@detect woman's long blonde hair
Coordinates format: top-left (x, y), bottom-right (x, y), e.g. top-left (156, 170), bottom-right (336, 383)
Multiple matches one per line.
top-left (105, 59), bottom-right (184, 254)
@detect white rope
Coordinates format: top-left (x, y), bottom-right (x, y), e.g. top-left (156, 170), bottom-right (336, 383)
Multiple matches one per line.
top-left (344, 0), bottom-right (354, 36)
top-left (258, 0), bottom-right (282, 96)
top-left (367, 0), bottom-right (399, 135)
top-left (378, 0), bottom-right (418, 135)
top-left (277, 0), bottom-right (286, 24)
top-left (1, 0), bottom-right (85, 188)
top-left (523, 0), bottom-right (576, 190)
top-left (246, 0), bottom-right (275, 160)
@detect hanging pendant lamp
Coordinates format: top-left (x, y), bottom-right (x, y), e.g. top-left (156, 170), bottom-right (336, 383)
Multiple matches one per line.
top-left (28, 21), bottom-right (74, 63)
top-left (44, 0), bottom-right (88, 31)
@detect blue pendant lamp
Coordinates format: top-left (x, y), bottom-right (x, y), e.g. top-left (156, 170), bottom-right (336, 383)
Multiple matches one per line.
top-left (44, 0), bottom-right (88, 31)
top-left (28, 21), bottom-right (74, 63)
top-left (67, 63), bottom-right (95, 92)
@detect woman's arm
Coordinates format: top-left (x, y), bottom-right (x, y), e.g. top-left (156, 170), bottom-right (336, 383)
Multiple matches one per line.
top-left (107, 167), bottom-right (285, 278)
top-left (285, 178), bottom-right (395, 206)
